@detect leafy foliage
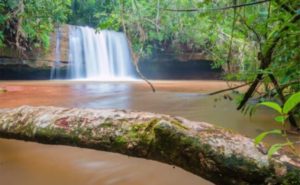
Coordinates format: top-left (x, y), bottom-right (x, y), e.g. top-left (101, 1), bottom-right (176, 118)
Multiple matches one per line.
top-left (68, 0), bottom-right (116, 27)
top-left (254, 92), bottom-right (300, 158)
top-left (0, 0), bottom-right (71, 49)
top-left (267, 143), bottom-right (287, 158)
top-left (1, 0), bottom-right (299, 122)
top-left (93, 1), bottom-right (299, 118)
top-left (254, 129), bottom-right (281, 146)
top-left (258, 102), bottom-right (282, 114)
top-left (283, 92), bottom-right (300, 114)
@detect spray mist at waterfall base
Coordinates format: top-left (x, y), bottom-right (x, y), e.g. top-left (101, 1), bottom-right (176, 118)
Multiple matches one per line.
top-left (65, 76), bottom-right (140, 82)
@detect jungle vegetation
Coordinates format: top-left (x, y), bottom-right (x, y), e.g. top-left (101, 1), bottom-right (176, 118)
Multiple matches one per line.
top-left (0, 0), bottom-right (299, 128)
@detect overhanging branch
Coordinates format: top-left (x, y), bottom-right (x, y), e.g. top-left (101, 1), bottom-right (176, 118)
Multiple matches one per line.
top-left (208, 82), bottom-right (251, 95)
top-left (159, 0), bottom-right (270, 12)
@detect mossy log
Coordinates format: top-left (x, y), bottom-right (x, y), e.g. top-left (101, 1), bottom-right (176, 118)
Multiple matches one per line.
top-left (0, 106), bottom-right (299, 185)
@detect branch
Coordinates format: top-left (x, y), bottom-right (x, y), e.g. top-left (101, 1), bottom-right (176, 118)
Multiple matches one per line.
top-left (275, 0), bottom-right (296, 15)
top-left (281, 80), bottom-right (300, 90)
top-left (0, 106), bottom-right (300, 185)
top-left (208, 82), bottom-right (251, 95)
top-left (226, 1), bottom-right (238, 74)
top-left (143, 18), bottom-right (162, 30)
top-left (121, 0), bottom-right (155, 92)
top-left (159, 0), bottom-right (270, 12)
top-left (264, 14), bottom-right (300, 58)
top-left (237, 14), bottom-right (300, 110)
top-left (268, 74), bottom-right (298, 128)
top-left (265, 1), bottom-right (271, 39)
top-left (237, 12), bottom-right (262, 51)
top-left (237, 73), bottom-right (264, 110)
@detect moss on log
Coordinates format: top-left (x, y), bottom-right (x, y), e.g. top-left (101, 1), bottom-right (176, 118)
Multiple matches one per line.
top-left (0, 106), bottom-right (299, 185)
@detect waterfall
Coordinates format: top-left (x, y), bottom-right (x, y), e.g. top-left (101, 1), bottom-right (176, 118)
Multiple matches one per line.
top-left (50, 27), bottom-right (62, 79)
top-left (51, 25), bottom-right (136, 81)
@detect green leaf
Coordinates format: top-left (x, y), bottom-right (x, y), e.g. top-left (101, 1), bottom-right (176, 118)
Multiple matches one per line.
top-left (283, 92), bottom-right (300, 114)
top-left (280, 74), bottom-right (292, 85)
top-left (157, 33), bottom-right (164, 42)
top-left (250, 105), bottom-right (257, 117)
top-left (197, 3), bottom-right (204, 8)
top-left (244, 105), bottom-right (250, 115)
top-left (275, 116), bottom-right (285, 122)
top-left (254, 130), bottom-right (281, 146)
top-left (281, 22), bottom-right (296, 28)
top-left (246, 14), bottom-right (258, 25)
top-left (258, 102), bottom-right (282, 114)
top-left (268, 143), bottom-right (284, 158)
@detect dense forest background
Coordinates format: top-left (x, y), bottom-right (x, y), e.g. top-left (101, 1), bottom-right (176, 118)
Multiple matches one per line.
top-left (0, 0), bottom-right (299, 124)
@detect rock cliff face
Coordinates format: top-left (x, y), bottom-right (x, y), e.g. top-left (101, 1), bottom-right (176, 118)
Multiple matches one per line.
top-left (0, 25), bottom-right (69, 68)
top-left (0, 24), bottom-right (221, 80)
top-left (0, 25), bottom-right (210, 67)
top-left (141, 42), bottom-right (208, 63)
top-left (138, 42), bottom-right (220, 80)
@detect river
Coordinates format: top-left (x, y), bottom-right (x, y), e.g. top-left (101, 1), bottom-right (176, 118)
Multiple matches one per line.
top-left (0, 80), bottom-right (298, 185)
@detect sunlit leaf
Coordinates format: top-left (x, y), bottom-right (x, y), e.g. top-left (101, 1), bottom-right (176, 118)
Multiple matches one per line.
top-left (283, 92), bottom-right (300, 114)
top-left (275, 116), bottom-right (285, 122)
top-left (268, 143), bottom-right (285, 158)
top-left (258, 102), bottom-right (282, 114)
top-left (254, 130), bottom-right (281, 146)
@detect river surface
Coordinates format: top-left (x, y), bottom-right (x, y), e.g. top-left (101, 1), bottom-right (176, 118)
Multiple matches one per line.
top-left (0, 80), bottom-right (299, 185)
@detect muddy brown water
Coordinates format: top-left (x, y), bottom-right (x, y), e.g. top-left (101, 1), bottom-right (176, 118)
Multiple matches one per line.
top-left (0, 80), bottom-right (299, 185)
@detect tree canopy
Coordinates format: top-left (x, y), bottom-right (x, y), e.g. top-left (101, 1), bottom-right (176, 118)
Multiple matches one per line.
top-left (0, 0), bottom-right (70, 49)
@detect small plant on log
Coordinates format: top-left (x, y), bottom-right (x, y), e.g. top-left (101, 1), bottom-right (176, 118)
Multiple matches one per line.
top-left (254, 92), bottom-right (300, 159)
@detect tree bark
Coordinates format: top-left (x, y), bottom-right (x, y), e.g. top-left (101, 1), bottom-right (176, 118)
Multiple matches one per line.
top-left (0, 106), bottom-right (299, 185)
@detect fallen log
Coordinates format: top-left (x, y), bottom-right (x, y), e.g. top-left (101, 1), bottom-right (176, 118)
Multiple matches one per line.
top-left (0, 106), bottom-right (299, 185)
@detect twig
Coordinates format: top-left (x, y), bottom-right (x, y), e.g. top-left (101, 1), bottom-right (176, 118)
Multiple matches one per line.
top-left (226, 1), bottom-right (238, 74)
top-left (292, 141), bottom-right (300, 145)
top-left (237, 14), bottom-right (300, 110)
top-left (159, 0), bottom-right (270, 12)
top-left (208, 82), bottom-right (251, 95)
top-left (237, 12), bottom-right (262, 51)
top-left (143, 18), bottom-right (162, 30)
top-left (274, 0), bottom-right (295, 15)
top-left (121, 0), bottom-right (155, 92)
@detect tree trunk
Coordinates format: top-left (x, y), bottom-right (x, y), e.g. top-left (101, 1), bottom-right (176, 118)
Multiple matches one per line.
top-left (268, 73), bottom-right (298, 128)
top-left (0, 106), bottom-right (299, 185)
top-left (237, 13), bottom-right (300, 111)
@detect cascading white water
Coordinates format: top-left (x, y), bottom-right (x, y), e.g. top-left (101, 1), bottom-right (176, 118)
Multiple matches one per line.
top-left (50, 27), bottom-right (62, 79)
top-left (64, 26), bottom-right (135, 80)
